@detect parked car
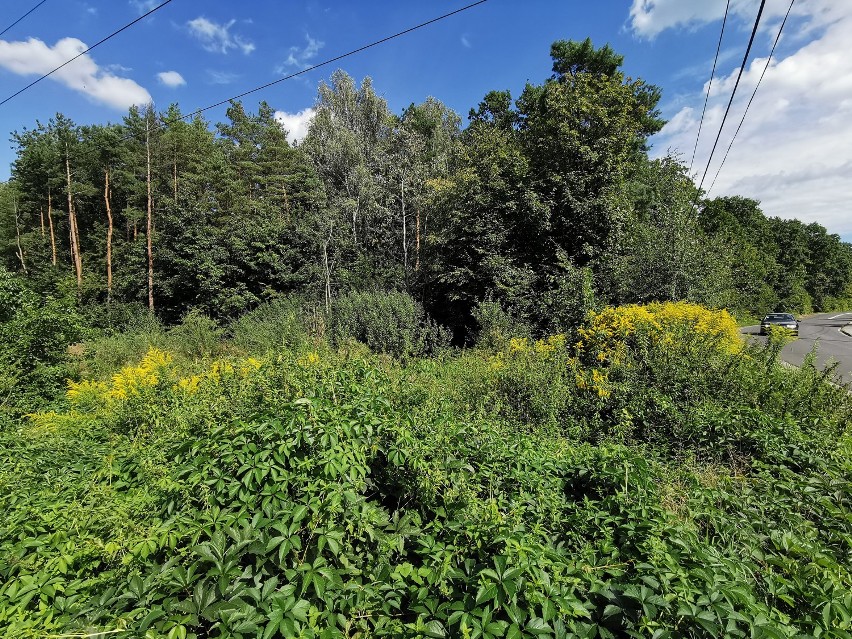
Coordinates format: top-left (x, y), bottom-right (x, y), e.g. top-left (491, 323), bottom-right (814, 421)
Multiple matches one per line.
top-left (760, 313), bottom-right (799, 336)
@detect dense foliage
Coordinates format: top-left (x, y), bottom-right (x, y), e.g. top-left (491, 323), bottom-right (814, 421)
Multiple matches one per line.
top-left (1, 301), bottom-right (850, 638)
top-left (1, 37), bottom-right (852, 639)
top-left (2, 40), bottom-right (850, 337)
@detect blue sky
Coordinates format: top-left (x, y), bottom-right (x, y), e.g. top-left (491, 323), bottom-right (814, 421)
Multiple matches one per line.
top-left (1, 0), bottom-right (850, 239)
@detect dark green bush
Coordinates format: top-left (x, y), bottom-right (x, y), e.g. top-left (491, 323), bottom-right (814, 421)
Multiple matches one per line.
top-left (227, 295), bottom-right (313, 355)
top-left (0, 268), bottom-right (85, 418)
top-left (330, 290), bottom-right (450, 358)
top-left (167, 309), bottom-right (223, 360)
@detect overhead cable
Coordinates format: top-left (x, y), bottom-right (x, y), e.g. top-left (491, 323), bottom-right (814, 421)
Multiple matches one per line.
top-left (0, 0), bottom-right (175, 107)
top-left (696, 0), bottom-right (766, 197)
top-left (186, 0), bottom-right (489, 118)
top-left (689, 0), bottom-right (731, 176)
top-left (0, 0), bottom-right (49, 38)
top-left (707, 0), bottom-right (795, 195)
top-left (61, 0), bottom-right (489, 175)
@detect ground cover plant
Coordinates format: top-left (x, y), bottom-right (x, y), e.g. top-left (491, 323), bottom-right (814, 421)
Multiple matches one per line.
top-left (1, 302), bottom-right (850, 638)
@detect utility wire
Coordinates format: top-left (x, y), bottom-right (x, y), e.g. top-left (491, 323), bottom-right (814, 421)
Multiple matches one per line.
top-left (707, 0), bottom-right (795, 195)
top-left (689, 0), bottom-right (730, 176)
top-left (0, 0), bottom-right (174, 107)
top-left (61, 0), bottom-right (489, 176)
top-left (0, 0), bottom-right (48, 38)
top-left (696, 0), bottom-right (766, 197)
top-left (186, 0), bottom-right (489, 118)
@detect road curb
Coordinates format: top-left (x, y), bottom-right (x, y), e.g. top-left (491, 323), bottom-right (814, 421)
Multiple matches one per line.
top-left (842, 323), bottom-right (852, 338)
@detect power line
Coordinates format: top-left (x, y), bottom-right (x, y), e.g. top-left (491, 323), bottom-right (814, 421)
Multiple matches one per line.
top-left (689, 0), bottom-right (731, 176)
top-left (696, 0), bottom-right (766, 197)
top-left (0, 0), bottom-right (174, 108)
top-left (79, 1), bottom-right (490, 151)
top-left (0, 0), bottom-right (49, 38)
top-left (186, 0), bottom-right (490, 118)
top-left (59, 1), bottom-right (489, 175)
top-left (707, 0), bottom-right (795, 195)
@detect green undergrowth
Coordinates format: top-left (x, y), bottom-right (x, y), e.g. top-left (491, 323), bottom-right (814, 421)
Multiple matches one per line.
top-left (1, 303), bottom-right (851, 638)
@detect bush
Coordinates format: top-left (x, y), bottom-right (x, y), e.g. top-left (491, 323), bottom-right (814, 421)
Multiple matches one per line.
top-left (472, 299), bottom-right (530, 350)
top-left (166, 309), bottom-right (222, 360)
top-left (330, 290), bottom-right (450, 358)
top-left (0, 270), bottom-right (86, 418)
top-left (76, 312), bottom-right (167, 380)
top-left (227, 295), bottom-right (313, 355)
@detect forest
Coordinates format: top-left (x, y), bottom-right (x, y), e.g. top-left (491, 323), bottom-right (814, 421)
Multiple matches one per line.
top-left (1, 40), bottom-right (851, 334)
top-left (1, 40), bottom-right (851, 638)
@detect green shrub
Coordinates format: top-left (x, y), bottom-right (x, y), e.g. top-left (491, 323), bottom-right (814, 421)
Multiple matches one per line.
top-left (0, 269), bottom-right (86, 417)
top-left (77, 312), bottom-right (167, 380)
top-left (166, 309), bottom-right (222, 360)
top-left (330, 290), bottom-right (449, 358)
top-left (227, 295), bottom-right (313, 355)
top-left (472, 299), bottom-right (530, 350)
top-left (3, 303), bottom-right (852, 638)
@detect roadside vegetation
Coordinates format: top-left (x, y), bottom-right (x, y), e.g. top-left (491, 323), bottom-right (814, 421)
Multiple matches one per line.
top-left (1, 38), bottom-right (851, 638)
top-left (1, 286), bottom-right (850, 638)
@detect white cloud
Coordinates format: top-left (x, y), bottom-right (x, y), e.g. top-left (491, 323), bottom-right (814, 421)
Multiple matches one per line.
top-left (461, 35), bottom-right (472, 48)
top-left (157, 70), bottom-right (185, 87)
top-left (278, 34), bottom-right (324, 71)
top-left (651, 2), bottom-right (852, 238)
top-left (206, 69), bottom-right (239, 85)
top-left (130, 0), bottom-right (159, 14)
top-left (0, 37), bottom-right (151, 109)
top-left (187, 17), bottom-right (255, 55)
top-left (628, 0), bottom-right (823, 39)
top-left (274, 108), bottom-right (316, 144)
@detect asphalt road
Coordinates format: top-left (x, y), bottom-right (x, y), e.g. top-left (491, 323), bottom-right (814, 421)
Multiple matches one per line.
top-left (743, 312), bottom-right (852, 383)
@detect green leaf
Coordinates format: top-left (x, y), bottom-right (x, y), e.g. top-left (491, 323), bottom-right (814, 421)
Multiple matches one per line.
top-left (291, 598), bottom-right (310, 622)
top-left (527, 617), bottom-right (552, 636)
top-left (423, 620), bottom-right (447, 638)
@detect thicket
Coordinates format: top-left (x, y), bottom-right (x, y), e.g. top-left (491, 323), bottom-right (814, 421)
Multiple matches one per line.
top-left (1, 300), bottom-right (850, 638)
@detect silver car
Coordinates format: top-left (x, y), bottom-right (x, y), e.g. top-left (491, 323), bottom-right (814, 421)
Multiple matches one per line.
top-left (760, 313), bottom-right (799, 336)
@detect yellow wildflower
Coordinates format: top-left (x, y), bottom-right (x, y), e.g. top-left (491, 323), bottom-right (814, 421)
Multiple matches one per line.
top-left (297, 352), bottom-right (321, 367)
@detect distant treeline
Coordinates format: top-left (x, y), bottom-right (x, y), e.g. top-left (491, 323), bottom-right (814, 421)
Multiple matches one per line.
top-left (2, 38), bottom-right (850, 336)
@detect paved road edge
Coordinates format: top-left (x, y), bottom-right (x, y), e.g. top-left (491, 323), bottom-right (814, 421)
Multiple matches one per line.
top-left (842, 323), bottom-right (852, 338)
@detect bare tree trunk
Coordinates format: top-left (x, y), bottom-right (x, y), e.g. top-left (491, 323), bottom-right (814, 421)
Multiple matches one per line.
top-left (146, 118), bottom-right (155, 312)
top-left (65, 144), bottom-right (82, 288)
top-left (104, 167), bottom-right (113, 301)
top-left (13, 197), bottom-right (27, 274)
top-left (47, 189), bottom-right (57, 267)
top-left (401, 175), bottom-right (408, 274)
top-left (39, 207), bottom-right (45, 237)
top-left (415, 207), bottom-right (420, 272)
top-left (173, 151), bottom-right (178, 207)
top-left (323, 240), bottom-right (332, 315)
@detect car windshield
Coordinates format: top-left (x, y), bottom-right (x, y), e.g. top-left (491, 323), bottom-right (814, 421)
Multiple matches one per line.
top-left (765, 314), bottom-right (794, 321)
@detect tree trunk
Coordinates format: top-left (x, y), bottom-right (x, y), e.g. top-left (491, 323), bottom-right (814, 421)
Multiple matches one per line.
top-left (173, 151), bottom-right (178, 207)
top-left (13, 197), bottom-right (27, 274)
top-left (39, 207), bottom-right (45, 237)
top-left (65, 144), bottom-right (82, 288)
top-left (146, 118), bottom-right (155, 312)
top-left (415, 207), bottom-right (420, 272)
top-left (323, 241), bottom-right (332, 315)
top-left (47, 189), bottom-right (57, 267)
top-left (401, 174), bottom-right (408, 275)
top-left (105, 167), bottom-right (113, 301)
